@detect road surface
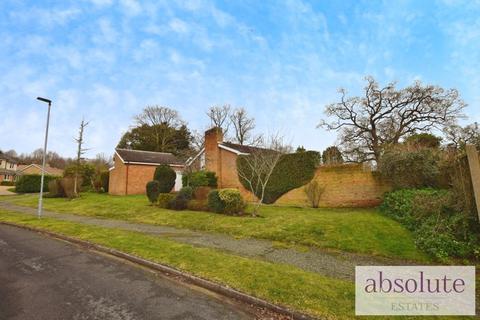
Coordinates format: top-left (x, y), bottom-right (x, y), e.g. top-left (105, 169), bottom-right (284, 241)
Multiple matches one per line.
top-left (0, 224), bottom-right (254, 320)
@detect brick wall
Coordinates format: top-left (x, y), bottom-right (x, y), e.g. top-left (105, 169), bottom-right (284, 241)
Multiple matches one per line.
top-left (109, 153), bottom-right (127, 195)
top-left (275, 164), bottom-right (391, 207)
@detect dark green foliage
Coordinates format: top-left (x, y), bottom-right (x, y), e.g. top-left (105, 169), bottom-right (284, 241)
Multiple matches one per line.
top-left (237, 151), bottom-right (318, 204)
top-left (378, 146), bottom-right (440, 189)
top-left (405, 133), bottom-right (442, 149)
top-left (168, 193), bottom-right (188, 210)
top-left (0, 181), bottom-right (14, 186)
top-left (100, 171), bottom-right (109, 192)
top-left (178, 186), bottom-right (193, 200)
top-left (218, 189), bottom-right (246, 215)
top-left (146, 180), bottom-right (161, 204)
top-left (64, 163), bottom-right (96, 186)
top-left (381, 188), bottom-right (480, 261)
top-left (15, 174), bottom-right (55, 193)
top-left (322, 146), bottom-right (343, 164)
top-left (182, 170), bottom-right (217, 188)
top-left (157, 193), bottom-right (176, 208)
top-left (154, 165), bottom-right (176, 193)
top-left (207, 190), bottom-right (224, 213)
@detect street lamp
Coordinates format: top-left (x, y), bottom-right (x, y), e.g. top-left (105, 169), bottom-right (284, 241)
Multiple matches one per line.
top-left (36, 96), bottom-right (52, 218)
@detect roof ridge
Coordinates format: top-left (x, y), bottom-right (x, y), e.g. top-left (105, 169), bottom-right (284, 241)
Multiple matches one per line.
top-left (116, 148), bottom-right (173, 155)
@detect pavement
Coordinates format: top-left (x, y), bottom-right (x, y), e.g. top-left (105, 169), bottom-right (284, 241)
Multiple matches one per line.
top-left (0, 223), bottom-right (257, 320)
top-left (0, 185), bottom-right (16, 196)
top-left (0, 201), bottom-right (410, 281)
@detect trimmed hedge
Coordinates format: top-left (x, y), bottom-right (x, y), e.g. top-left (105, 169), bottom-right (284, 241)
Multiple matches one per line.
top-left (168, 193), bottom-right (188, 210)
top-left (178, 186), bottom-right (193, 200)
top-left (207, 189), bottom-right (245, 215)
top-left (15, 174), bottom-right (55, 193)
top-left (237, 151), bottom-right (318, 204)
top-left (207, 190), bottom-right (224, 213)
top-left (154, 165), bottom-right (176, 193)
top-left (182, 170), bottom-right (217, 188)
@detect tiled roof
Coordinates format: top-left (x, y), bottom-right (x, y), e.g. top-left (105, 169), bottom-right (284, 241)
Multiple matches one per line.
top-left (17, 164), bottom-right (64, 176)
top-left (116, 149), bottom-right (184, 166)
top-left (219, 142), bottom-right (273, 154)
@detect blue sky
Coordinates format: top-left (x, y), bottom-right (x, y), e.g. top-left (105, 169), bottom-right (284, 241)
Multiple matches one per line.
top-left (0, 0), bottom-right (479, 158)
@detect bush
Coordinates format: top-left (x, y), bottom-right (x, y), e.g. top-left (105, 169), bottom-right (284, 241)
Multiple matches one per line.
top-left (187, 199), bottom-right (209, 211)
top-left (64, 163), bottom-right (96, 187)
top-left (15, 174), bottom-right (55, 193)
top-left (208, 189), bottom-right (245, 215)
top-left (304, 180), bottom-right (325, 208)
top-left (237, 151), bottom-right (318, 204)
top-left (168, 193), bottom-right (188, 210)
top-left (219, 189), bottom-right (246, 215)
top-left (158, 193), bottom-right (176, 208)
top-left (146, 180), bottom-right (161, 204)
top-left (59, 177), bottom-right (81, 198)
top-left (207, 190), bottom-right (224, 213)
top-left (100, 171), bottom-right (109, 192)
top-left (0, 181), bottom-right (14, 186)
top-left (47, 179), bottom-right (65, 198)
top-left (154, 165), bottom-right (176, 193)
top-left (381, 188), bottom-right (480, 260)
top-left (178, 186), bottom-right (193, 200)
top-left (182, 170), bottom-right (218, 188)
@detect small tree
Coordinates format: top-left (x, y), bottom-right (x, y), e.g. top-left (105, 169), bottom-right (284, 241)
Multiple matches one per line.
top-left (236, 134), bottom-right (286, 216)
top-left (322, 146), bottom-right (343, 164)
top-left (73, 119), bottom-right (89, 197)
top-left (304, 180), bottom-right (325, 208)
top-left (146, 180), bottom-right (161, 204)
top-left (154, 165), bottom-right (176, 193)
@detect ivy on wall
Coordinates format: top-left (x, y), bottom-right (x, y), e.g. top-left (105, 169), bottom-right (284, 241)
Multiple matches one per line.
top-left (237, 151), bottom-right (319, 204)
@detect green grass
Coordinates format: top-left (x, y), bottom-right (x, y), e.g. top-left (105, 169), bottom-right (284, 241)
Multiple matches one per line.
top-left (1, 193), bottom-right (428, 262)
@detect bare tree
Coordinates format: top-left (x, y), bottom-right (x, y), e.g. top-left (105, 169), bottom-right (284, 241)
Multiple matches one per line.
top-left (319, 76), bottom-right (465, 162)
top-left (230, 107), bottom-right (261, 145)
top-left (74, 119), bottom-right (89, 197)
top-left (236, 134), bottom-right (285, 216)
top-left (444, 122), bottom-right (480, 149)
top-left (206, 105), bottom-right (231, 134)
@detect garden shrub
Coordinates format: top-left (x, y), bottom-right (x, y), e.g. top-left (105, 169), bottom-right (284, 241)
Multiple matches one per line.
top-left (193, 186), bottom-right (212, 200)
top-left (100, 171), bottom-right (109, 192)
top-left (207, 190), bottom-right (224, 213)
top-left (218, 189), bottom-right (246, 215)
top-left (157, 193), bottom-right (176, 208)
top-left (146, 180), bottom-right (161, 204)
top-left (381, 188), bottom-right (480, 260)
top-left (304, 180), bottom-right (325, 208)
top-left (178, 186), bottom-right (193, 200)
top-left (168, 193), bottom-right (188, 211)
top-left (237, 151), bottom-right (318, 204)
top-left (64, 163), bottom-right (96, 186)
top-left (15, 174), bottom-right (55, 193)
top-left (154, 165), bottom-right (176, 193)
top-left (182, 170), bottom-right (217, 188)
top-left (0, 181), bottom-right (14, 186)
top-left (187, 199), bottom-right (209, 211)
top-left (59, 177), bottom-right (81, 198)
top-left (47, 179), bottom-right (65, 198)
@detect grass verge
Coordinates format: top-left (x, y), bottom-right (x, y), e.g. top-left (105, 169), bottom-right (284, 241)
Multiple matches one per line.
top-left (1, 193), bottom-right (428, 262)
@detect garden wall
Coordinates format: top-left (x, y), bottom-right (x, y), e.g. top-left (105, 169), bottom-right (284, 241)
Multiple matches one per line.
top-left (275, 164), bottom-right (391, 207)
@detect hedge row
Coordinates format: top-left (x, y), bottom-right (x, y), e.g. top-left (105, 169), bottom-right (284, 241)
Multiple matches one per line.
top-left (237, 151), bottom-right (319, 204)
top-left (15, 174), bottom-right (56, 193)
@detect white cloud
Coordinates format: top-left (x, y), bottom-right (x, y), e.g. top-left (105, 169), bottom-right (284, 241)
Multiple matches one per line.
top-left (119, 0), bottom-right (141, 16)
top-left (169, 18), bottom-right (190, 34)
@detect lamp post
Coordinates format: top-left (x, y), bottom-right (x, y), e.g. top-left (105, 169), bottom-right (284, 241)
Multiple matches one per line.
top-left (36, 97), bottom-right (52, 218)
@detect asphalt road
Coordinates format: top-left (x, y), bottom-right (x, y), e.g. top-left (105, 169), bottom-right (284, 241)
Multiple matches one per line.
top-left (0, 224), bottom-right (254, 320)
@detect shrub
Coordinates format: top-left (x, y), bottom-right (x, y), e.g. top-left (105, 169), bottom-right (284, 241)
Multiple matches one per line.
top-left (187, 199), bottom-right (209, 211)
top-left (207, 190), bottom-right (224, 213)
top-left (59, 177), bottom-right (81, 198)
top-left (64, 163), bottom-right (96, 187)
top-left (154, 165), bottom-right (176, 193)
top-left (182, 170), bottom-right (217, 188)
top-left (158, 193), bottom-right (176, 208)
top-left (15, 174), bottom-right (55, 193)
top-left (168, 193), bottom-right (188, 210)
top-left (0, 181), bottom-right (14, 186)
top-left (304, 180), bottom-right (324, 208)
top-left (378, 146), bottom-right (440, 189)
top-left (47, 179), bottom-right (65, 198)
top-left (146, 180), bottom-right (161, 204)
top-left (178, 186), bottom-right (193, 200)
top-left (237, 151), bottom-right (318, 204)
top-left (322, 146), bottom-right (343, 164)
top-left (218, 189), bottom-right (246, 215)
top-left (100, 171), bottom-right (109, 192)
top-left (193, 186), bottom-right (212, 200)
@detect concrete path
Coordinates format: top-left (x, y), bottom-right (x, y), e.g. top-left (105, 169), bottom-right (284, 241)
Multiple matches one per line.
top-left (0, 201), bottom-right (409, 281)
top-left (0, 223), bottom-right (256, 320)
top-left (0, 185), bottom-right (16, 196)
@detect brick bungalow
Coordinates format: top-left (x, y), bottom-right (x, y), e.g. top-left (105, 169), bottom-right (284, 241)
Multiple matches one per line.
top-left (109, 149), bottom-right (184, 195)
top-left (17, 164), bottom-right (64, 177)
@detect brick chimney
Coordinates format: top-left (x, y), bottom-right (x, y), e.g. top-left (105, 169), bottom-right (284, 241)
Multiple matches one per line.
top-left (204, 127), bottom-right (223, 181)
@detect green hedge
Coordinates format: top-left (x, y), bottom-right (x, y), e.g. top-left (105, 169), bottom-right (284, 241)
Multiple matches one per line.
top-left (15, 174), bottom-right (55, 193)
top-left (154, 165), bottom-right (176, 193)
top-left (146, 180), bottom-right (161, 204)
top-left (182, 170), bottom-right (217, 188)
top-left (237, 151), bottom-right (318, 204)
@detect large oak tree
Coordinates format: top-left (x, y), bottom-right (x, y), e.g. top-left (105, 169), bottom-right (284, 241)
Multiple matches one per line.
top-left (319, 77), bottom-right (465, 162)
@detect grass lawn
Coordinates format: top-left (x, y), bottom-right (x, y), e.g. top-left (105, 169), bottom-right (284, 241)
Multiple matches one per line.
top-left (1, 193), bottom-right (427, 262)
